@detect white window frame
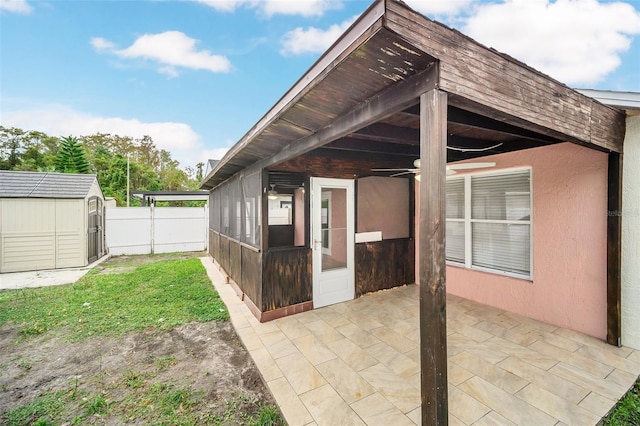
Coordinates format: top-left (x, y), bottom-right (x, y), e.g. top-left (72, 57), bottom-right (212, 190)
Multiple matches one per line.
top-left (446, 167), bottom-right (533, 280)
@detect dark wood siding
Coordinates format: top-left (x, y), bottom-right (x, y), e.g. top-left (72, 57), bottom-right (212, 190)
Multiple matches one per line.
top-left (229, 239), bottom-right (242, 286)
top-left (274, 152), bottom-right (413, 178)
top-left (263, 248), bottom-right (312, 312)
top-left (218, 235), bottom-right (230, 274)
top-left (355, 239), bottom-right (415, 297)
top-left (209, 230), bottom-right (219, 260)
top-left (241, 246), bottom-right (262, 309)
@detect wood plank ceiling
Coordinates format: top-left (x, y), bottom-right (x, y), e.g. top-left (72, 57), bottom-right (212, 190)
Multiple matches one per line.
top-left (309, 103), bottom-right (563, 177)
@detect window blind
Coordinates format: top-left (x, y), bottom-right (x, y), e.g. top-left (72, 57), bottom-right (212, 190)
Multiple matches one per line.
top-left (445, 169), bottom-right (532, 278)
top-left (471, 170), bottom-right (531, 276)
top-left (445, 178), bottom-right (465, 263)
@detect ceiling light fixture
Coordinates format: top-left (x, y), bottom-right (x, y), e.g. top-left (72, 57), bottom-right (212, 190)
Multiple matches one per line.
top-left (267, 184), bottom-right (279, 200)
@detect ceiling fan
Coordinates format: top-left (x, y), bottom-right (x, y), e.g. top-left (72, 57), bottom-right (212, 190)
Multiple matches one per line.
top-left (372, 159), bottom-right (496, 178)
top-left (371, 143), bottom-right (501, 178)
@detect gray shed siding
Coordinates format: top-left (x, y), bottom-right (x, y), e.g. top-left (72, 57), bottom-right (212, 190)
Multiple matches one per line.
top-left (0, 172), bottom-right (104, 273)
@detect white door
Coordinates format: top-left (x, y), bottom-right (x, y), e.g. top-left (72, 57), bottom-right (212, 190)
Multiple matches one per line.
top-left (312, 177), bottom-right (355, 308)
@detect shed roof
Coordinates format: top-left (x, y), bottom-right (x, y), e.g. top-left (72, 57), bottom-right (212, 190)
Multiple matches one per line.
top-left (0, 171), bottom-right (99, 199)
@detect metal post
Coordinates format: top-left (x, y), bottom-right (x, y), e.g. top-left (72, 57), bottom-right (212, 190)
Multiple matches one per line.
top-left (126, 153), bottom-right (130, 207)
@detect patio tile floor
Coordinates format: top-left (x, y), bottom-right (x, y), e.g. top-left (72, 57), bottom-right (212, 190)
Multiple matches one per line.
top-left (201, 258), bottom-right (640, 425)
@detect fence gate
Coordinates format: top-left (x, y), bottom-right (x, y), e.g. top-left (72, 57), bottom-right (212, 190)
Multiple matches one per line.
top-left (88, 196), bottom-right (104, 263)
top-left (105, 206), bottom-right (208, 255)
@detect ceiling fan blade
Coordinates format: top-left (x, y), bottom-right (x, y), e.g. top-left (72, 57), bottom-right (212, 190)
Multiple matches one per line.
top-left (390, 171), bottom-right (416, 177)
top-left (371, 168), bottom-right (412, 172)
top-left (447, 143), bottom-right (503, 152)
top-left (447, 162), bottom-right (496, 170)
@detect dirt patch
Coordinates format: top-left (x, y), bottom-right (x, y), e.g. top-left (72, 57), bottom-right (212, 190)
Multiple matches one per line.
top-left (0, 253), bottom-right (281, 424)
top-left (0, 321), bottom-right (277, 422)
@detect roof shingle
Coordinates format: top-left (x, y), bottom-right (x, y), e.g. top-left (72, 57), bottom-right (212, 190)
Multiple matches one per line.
top-left (0, 171), bottom-right (98, 199)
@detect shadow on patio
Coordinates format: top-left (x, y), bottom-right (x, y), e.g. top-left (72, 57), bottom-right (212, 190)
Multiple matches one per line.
top-left (202, 257), bottom-right (639, 425)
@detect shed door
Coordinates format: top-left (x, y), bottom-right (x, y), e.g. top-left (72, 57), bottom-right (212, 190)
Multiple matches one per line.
top-left (312, 177), bottom-right (354, 308)
top-left (88, 197), bottom-right (103, 263)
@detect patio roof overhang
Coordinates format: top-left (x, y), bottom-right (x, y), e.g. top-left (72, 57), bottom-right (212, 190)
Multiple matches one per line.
top-left (200, 0), bottom-right (625, 191)
top-left (199, 0), bottom-right (628, 422)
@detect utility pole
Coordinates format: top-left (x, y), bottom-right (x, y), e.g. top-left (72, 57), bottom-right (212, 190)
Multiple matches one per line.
top-left (126, 153), bottom-right (130, 207)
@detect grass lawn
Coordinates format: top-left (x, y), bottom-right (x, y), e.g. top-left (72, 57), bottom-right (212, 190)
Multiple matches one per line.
top-left (603, 377), bottom-right (640, 425)
top-left (0, 256), bottom-right (284, 426)
top-left (0, 257), bottom-right (228, 341)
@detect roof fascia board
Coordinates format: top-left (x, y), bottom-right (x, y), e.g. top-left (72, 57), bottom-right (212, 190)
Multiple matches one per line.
top-left (240, 63), bottom-right (438, 178)
top-left (384, 0), bottom-right (624, 152)
top-left (201, 0), bottom-right (386, 188)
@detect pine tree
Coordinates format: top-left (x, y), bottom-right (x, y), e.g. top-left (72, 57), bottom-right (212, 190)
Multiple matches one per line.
top-left (55, 136), bottom-right (90, 174)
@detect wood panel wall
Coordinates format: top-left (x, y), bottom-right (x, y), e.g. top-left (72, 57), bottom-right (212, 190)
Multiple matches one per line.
top-left (209, 230), bottom-right (219, 260)
top-left (241, 246), bottom-right (262, 310)
top-left (229, 240), bottom-right (242, 286)
top-left (218, 235), bottom-right (230, 276)
top-left (355, 239), bottom-right (415, 297)
top-left (210, 232), bottom-right (263, 310)
top-left (262, 248), bottom-right (312, 312)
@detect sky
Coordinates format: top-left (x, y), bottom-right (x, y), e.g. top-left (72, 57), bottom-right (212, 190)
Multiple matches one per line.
top-left (1, 0), bottom-right (639, 171)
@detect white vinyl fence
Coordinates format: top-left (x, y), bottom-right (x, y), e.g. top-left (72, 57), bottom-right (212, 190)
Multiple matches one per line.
top-left (105, 206), bottom-right (208, 255)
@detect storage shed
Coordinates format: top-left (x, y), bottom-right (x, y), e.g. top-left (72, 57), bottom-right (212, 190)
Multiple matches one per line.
top-left (0, 171), bottom-right (106, 273)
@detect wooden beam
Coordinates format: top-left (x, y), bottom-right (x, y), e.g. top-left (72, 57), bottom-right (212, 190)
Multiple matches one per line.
top-left (324, 137), bottom-right (419, 156)
top-left (607, 152), bottom-right (622, 346)
top-left (403, 105), bottom-right (560, 143)
top-left (273, 150), bottom-right (413, 178)
top-left (246, 64), bottom-right (438, 174)
top-left (419, 89), bottom-right (448, 424)
top-left (351, 122), bottom-right (420, 144)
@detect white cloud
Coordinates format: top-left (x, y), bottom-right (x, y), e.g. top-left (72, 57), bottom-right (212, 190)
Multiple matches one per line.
top-left (281, 15), bottom-right (357, 55)
top-left (201, 147), bottom-right (230, 162)
top-left (90, 37), bottom-right (115, 51)
top-left (195, 0), bottom-right (342, 17)
top-left (195, 0), bottom-right (248, 12)
top-left (260, 0), bottom-right (342, 17)
top-left (462, 0), bottom-right (640, 85)
top-left (0, 0), bottom-right (33, 14)
top-left (92, 31), bottom-right (231, 76)
top-left (405, 0), bottom-right (476, 16)
top-left (0, 104), bottom-right (214, 167)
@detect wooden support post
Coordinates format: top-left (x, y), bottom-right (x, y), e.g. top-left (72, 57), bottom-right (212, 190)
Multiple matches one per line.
top-left (607, 152), bottom-right (622, 346)
top-left (419, 89), bottom-right (448, 424)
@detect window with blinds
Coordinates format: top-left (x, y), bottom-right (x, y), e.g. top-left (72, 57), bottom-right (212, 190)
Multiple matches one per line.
top-left (445, 169), bottom-right (532, 278)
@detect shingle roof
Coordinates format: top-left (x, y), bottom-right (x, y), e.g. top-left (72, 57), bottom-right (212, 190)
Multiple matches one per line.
top-left (0, 171), bottom-right (98, 199)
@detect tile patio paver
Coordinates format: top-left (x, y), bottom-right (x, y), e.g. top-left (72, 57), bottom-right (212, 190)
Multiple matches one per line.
top-left (201, 257), bottom-right (640, 425)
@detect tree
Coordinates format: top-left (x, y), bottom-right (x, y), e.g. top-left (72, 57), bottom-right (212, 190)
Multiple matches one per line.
top-left (1, 126), bottom-right (203, 206)
top-left (196, 162), bottom-right (204, 182)
top-left (0, 127), bottom-right (59, 171)
top-left (55, 136), bottom-right (90, 174)
top-left (0, 127), bottom-right (26, 170)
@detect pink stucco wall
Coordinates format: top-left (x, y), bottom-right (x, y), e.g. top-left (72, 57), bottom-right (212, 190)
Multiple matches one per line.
top-left (415, 142), bottom-right (608, 339)
top-left (357, 176), bottom-right (409, 239)
top-left (294, 188), bottom-right (305, 246)
top-left (329, 188), bottom-right (347, 263)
